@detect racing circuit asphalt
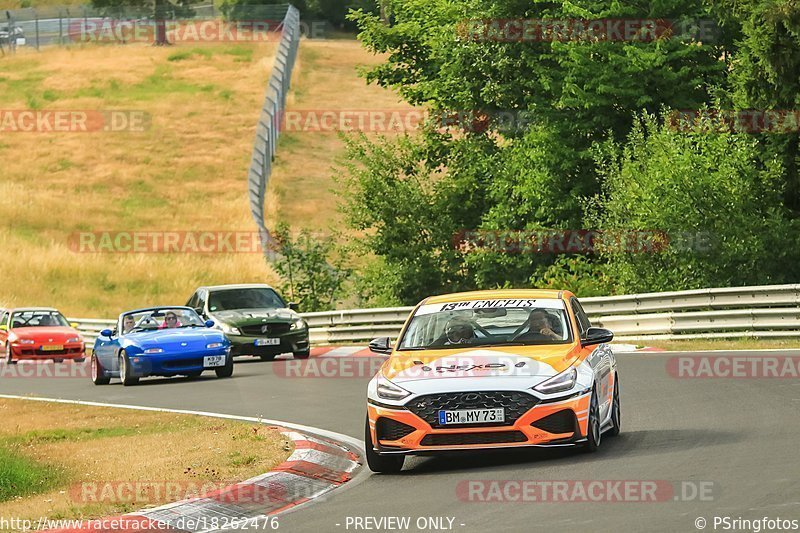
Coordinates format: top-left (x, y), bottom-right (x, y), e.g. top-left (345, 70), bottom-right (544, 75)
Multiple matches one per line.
top-left (2, 350), bottom-right (799, 533)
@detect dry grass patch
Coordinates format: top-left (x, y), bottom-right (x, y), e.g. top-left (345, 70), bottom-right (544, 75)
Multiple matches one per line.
top-left (0, 398), bottom-right (292, 523)
top-left (0, 42), bottom-right (280, 317)
top-left (267, 39), bottom-right (407, 232)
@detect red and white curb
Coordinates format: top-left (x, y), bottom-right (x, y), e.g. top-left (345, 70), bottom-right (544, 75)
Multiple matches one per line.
top-left (0, 396), bottom-right (363, 533)
top-left (103, 430), bottom-right (360, 532)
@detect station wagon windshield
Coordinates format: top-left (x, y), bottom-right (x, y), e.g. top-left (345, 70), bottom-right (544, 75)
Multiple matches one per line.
top-left (208, 288), bottom-right (285, 312)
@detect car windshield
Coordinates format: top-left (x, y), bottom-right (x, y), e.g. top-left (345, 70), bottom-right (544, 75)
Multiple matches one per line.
top-left (122, 308), bottom-right (204, 334)
top-left (208, 288), bottom-right (284, 312)
top-left (11, 311), bottom-right (70, 328)
top-left (397, 299), bottom-right (572, 350)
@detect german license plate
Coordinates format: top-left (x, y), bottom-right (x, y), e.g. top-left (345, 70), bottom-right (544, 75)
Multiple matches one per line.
top-left (254, 338), bottom-right (280, 346)
top-left (438, 408), bottom-right (505, 425)
top-left (40, 345), bottom-right (63, 351)
top-left (203, 355), bottom-right (225, 367)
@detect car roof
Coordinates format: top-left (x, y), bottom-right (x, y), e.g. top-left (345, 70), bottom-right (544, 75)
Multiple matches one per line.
top-left (8, 307), bottom-right (60, 313)
top-left (198, 284), bottom-right (275, 292)
top-left (424, 289), bottom-right (565, 304)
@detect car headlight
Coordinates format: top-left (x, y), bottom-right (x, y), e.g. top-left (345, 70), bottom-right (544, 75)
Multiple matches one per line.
top-left (376, 374), bottom-right (411, 401)
top-left (143, 348), bottom-right (163, 354)
top-left (219, 323), bottom-right (241, 335)
top-left (290, 319), bottom-right (307, 330)
top-left (533, 367), bottom-right (577, 394)
top-left (66, 337), bottom-right (82, 343)
top-left (17, 339), bottom-right (35, 345)
top-left (206, 342), bottom-right (224, 349)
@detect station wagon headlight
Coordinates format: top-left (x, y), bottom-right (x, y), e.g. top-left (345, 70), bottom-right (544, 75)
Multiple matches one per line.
top-left (533, 367), bottom-right (577, 394)
top-left (376, 374), bottom-right (411, 401)
top-left (143, 348), bottom-right (163, 354)
top-left (206, 342), bottom-right (224, 349)
top-left (290, 319), bottom-right (307, 330)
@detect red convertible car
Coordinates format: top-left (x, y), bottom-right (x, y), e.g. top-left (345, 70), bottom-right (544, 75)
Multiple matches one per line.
top-left (0, 307), bottom-right (86, 364)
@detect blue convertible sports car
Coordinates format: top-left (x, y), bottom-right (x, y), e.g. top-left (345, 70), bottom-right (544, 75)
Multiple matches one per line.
top-left (91, 306), bottom-right (232, 386)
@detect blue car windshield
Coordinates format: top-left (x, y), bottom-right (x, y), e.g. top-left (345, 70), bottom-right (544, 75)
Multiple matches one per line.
top-left (122, 308), bottom-right (204, 334)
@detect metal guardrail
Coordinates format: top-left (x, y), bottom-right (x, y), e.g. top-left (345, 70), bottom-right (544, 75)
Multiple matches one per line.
top-left (247, 4), bottom-right (300, 260)
top-left (70, 284), bottom-right (800, 346)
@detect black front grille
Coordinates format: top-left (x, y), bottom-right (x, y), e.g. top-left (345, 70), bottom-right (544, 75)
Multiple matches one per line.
top-left (420, 431), bottom-right (527, 447)
top-left (531, 410), bottom-right (578, 435)
top-left (376, 418), bottom-right (416, 441)
top-left (240, 323), bottom-right (292, 336)
top-left (406, 391), bottom-right (538, 428)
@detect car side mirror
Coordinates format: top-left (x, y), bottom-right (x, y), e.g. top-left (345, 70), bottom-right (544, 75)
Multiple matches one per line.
top-left (205, 320), bottom-right (215, 328)
top-left (368, 337), bottom-right (393, 355)
top-left (70, 322), bottom-right (80, 328)
top-left (100, 329), bottom-right (113, 338)
top-left (581, 327), bottom-right (614, 347)
top-left (288, 302), bottom-right (299, 312)
top-left (0, 325), bottom-right (6, 331)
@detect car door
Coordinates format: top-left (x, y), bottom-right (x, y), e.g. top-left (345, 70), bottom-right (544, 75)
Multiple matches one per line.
top-left (572, 297), bottom-right (614, 420)
top-left (93, 320), bottom-right (121, 372)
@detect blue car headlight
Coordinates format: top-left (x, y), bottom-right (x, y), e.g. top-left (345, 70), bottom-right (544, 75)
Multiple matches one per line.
top-left (206, 342), bottom-right (224, 349)
top-left (143, 348), bottom-right (163, 354)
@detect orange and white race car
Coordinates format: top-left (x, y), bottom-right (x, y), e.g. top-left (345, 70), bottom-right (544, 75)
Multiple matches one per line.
top-left (364, 289), bottom-right (620, 473)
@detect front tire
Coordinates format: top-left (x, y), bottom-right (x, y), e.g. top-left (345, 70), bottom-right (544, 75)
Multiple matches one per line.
top-left (5, 342), bottom-right (15, 365)
top-left (91, 354), bottom-right (110, 385)
top-left (293, 350), bottom-right (310, 359)
top-left (215, 355), bottom-right (233, 378)
top-left (608, 375), bottom-right (621, 437)
top-left (119, 351), bottom-right (139, 386)
top-left (364, 416), bottom-right (404, 473)
top-left (583, 388), bottom-right (602, 453)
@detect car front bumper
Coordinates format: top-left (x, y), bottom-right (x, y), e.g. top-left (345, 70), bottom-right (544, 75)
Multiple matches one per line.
top-left (227, 330), bottom-right (309, 356)
top-left (367, 391), bottom-right (591, 455)
top-left (11, 342), bottom-right (85, 360)
top-left (126, 348), bottom-right (230, 377)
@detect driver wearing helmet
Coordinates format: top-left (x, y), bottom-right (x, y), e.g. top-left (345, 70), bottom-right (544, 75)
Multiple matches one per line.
top-left (442, 318), bottom-right (475, 345)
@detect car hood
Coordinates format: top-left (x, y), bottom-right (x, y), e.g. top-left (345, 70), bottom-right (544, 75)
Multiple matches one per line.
top-left (11, 326), bottom-right (81, 341)
top-left (381, 343), bottom-right (582, 386)
top-left (209, 308), bottom-right (298, 326)
top-left (124, 328), bottom-right (226, 350)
